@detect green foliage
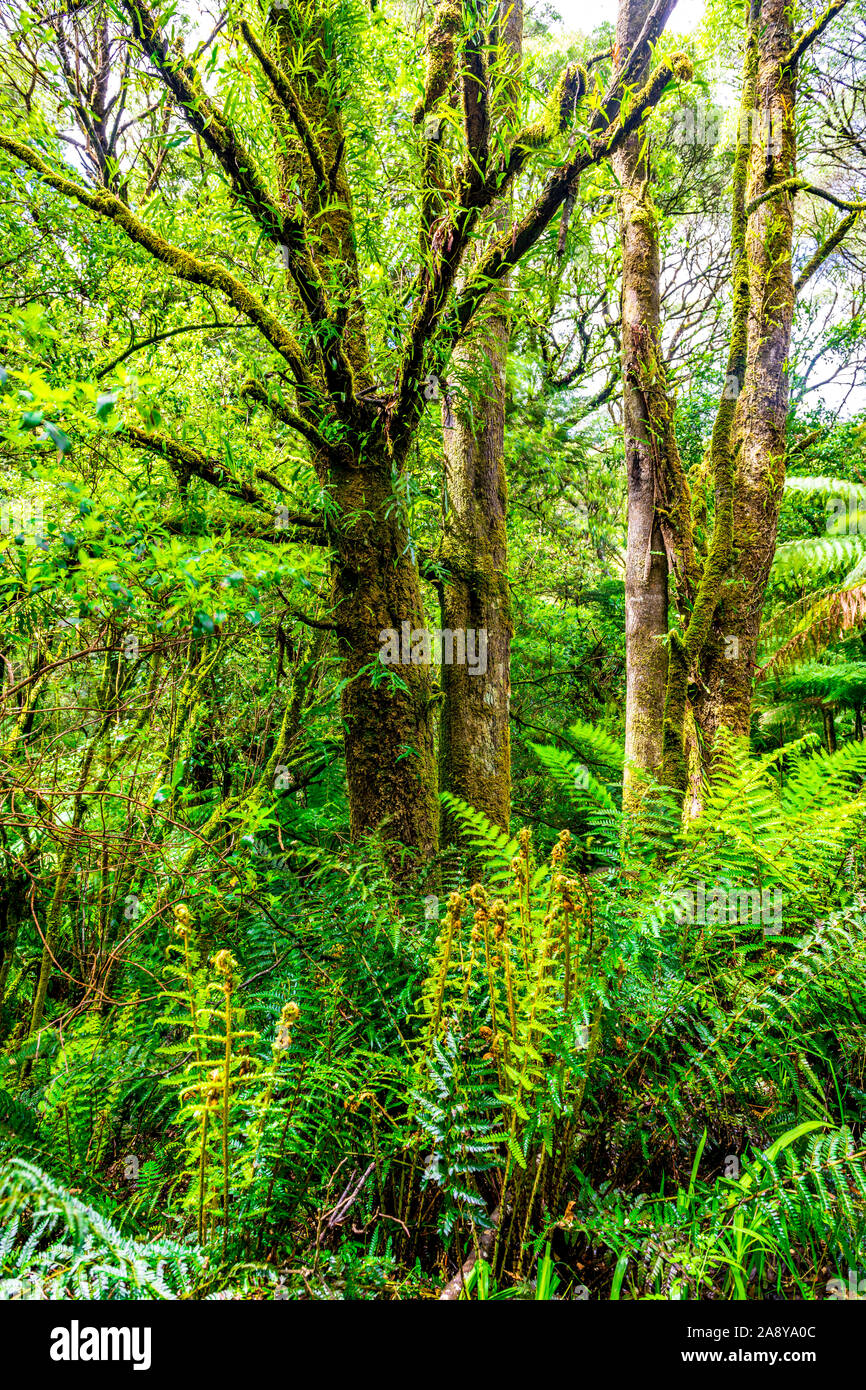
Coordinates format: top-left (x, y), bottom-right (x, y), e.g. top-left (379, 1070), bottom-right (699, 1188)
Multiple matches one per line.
top-left (411, 813), bottom-right (602, 1264)
top-left (1, 729), bottom-right (865, 1299)
top-left (0, 0), bottom-right (864, 1310)
top-left (0, 1158), bottom-right (204, 1299)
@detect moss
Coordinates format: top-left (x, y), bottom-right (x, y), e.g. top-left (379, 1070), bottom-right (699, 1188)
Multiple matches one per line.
top-left (552, 63), bottom-right (588, 134)
top-left (240, 20), bottom-right (327, 187)
top-left (628, 203), bottom-right (656, 231)
top-left (662, 631), bottom-right (689, 794)
top-left (507, 62), bottom-right (587, 155)
top-left (670, 53), bottom-right (694, 84)
top-left (784, 0), bottom-right (848, 68)
top-left (414, 0), bottom-right (462, 125)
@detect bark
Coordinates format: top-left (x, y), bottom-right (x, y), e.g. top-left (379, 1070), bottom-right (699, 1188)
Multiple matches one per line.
top-left (270, 2), bottom-right (439, 866)
top-left (823, 705), bottom-right (838, 753)
top-left (440, 0), bottom-right (521, 843)
top-left (691, 0), bottom-right (796, 747)
top-left (613, 0), bottom-right (679, 805)
top-left (658, 0), bottom-right (775, 796)
top-left (333, 458), bottom-right (439, 861)
top-left (440, 320), bottom-right (512, 839)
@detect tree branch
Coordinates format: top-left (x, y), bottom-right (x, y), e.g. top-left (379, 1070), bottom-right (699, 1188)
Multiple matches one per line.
top-left (95, 320), bottom-right (251, 378)
top-left (600, 0), bottom-right (680, 127)
top-left (122, 424), bottom-right (277, 514)
top-left (0, 134), bottom-right (314, 389)
top-left (241, 379), bottom-right (353, 464)
top-left (795, 209), bottom-right (860, 295)
top-left (238, 20), bottom-right (327, 189)
top-left (460, 2), bottom-right (490, 198)
top-left (746, 178), bottom-right (866, 216)
top-left (784, 0), bottom-right (850, 68)
top-left (116, 0), bottom-right (358, 409)
top-left (450, 56), bottom-right (693, 356)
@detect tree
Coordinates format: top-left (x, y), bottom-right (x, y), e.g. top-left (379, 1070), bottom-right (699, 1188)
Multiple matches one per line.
top-left (612, 0), bottom-right (679, 805)
top-left (0, 0), bottom-right (686, 866)
top-left (439, 0), bottom-right (522, 843)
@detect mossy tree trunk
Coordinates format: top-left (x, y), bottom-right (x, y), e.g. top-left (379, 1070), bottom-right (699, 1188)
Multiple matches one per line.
top-left (691, 0), bottom-right (796, 749)
top-left (269, 3), bottom-right (439, 865)
top-left (656, 0), bottom-right (829, 799)
top-left (613, 0), bottom-right (673, 807)
top-left (440, 0), bottom-right (522, 842)
top-left (332, 456), bottom-right (440, 860)
top-left (440, 315), bottom-right (513, 839)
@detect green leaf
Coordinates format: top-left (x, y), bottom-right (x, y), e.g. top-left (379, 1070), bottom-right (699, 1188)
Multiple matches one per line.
top-left (193, 611), bottom-right (215, 635)
top-left (611, 1255), bottom-right (629, 1300)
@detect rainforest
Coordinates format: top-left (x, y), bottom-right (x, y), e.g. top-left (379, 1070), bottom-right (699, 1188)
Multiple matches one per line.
top-left (0, 0), bottom-right (865, 1314)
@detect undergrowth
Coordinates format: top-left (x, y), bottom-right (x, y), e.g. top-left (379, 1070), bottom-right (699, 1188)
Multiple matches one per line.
top-left (1, 735), bottom-right (865, 1299)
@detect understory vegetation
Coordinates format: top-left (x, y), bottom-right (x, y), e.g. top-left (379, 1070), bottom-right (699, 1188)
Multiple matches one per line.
top-left (2, 736), bottom-right (865, 1300)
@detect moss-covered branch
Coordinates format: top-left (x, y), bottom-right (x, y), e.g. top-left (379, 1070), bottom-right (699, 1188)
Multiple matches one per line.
top-left (795, 210), bottom-right (860, 295)
top-left (413, 0), bottom-right (462, 126)
top-left (784, 0), bottom-right (850, 68)
top-left (489, 63), bottom-right (587, 197)
top-left (0, 133), bottom-right (316, 387)
top-left (122, 426), bottom-right (281, 513)
top-left (241, 379), bottom-right (354, 465)
top-left (747, 178), bottom-right (866, 217)
top-left (116, 0), bottom-right (359, 408)
top-left (238, 20), bottom-right (327, 189)
top-left (389, 54), bottom-right (691, 451)
top-left (451, 55), bottom-right (692, 349)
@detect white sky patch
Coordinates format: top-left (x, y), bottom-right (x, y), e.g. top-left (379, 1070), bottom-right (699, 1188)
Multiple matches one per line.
top-left (550, 0), bottom-right (705, 36)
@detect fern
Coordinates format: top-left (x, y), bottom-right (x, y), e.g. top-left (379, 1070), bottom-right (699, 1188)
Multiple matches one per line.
top-left (0, 1158), bottom-right (204, 1299)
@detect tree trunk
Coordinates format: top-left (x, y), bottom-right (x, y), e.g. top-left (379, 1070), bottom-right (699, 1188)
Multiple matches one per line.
top-left (271, 3), bottom-right (438, 866)
top-left (614, 0), bottom-right (670, 806)
top-left (439, 350), bottom-right (512, 836)
top-left (439, 0), bottom-right (521, 843)
top-left (334, 454), bottom-right (439, 861)
top-left (692, 0), bottom-right (796, 748)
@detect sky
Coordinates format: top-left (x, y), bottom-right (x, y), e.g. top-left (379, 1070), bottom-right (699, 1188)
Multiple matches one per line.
top-left (551, 0), bottom-right (706, 35)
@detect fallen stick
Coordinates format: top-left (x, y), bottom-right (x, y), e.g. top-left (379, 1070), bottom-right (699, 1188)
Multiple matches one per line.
top-left (438, 1206), bottom-right (502, 1301)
